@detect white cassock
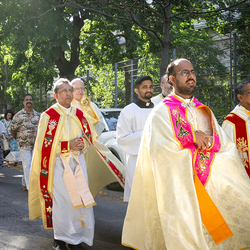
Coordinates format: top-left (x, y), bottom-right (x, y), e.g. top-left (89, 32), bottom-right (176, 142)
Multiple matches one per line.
top-left (53, 104), bottom-right (94, 246)
top-left (73, 99), bottom-right (105, 137)
top-left (151, 93), bottom-right (164, 106)
top-left (116, 102), bottom-right (153, 202)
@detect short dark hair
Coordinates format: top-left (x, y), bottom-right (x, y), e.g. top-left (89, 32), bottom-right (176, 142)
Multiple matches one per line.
top-left (23, 94), bottom-right (33, 101)
top-left (4, 109), bottom-right (14, 120)
top-left (166, 61), bottom-right (176, 86)
top-left (134, 76), bottom-right (152, 89)
top-left (235, 77), bottom-right (250, 102)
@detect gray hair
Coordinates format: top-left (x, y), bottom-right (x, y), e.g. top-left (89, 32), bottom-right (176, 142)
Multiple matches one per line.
top-left (70, 78), bottom-right (84, 87)
top-left (235, 78), bottom-right (250, 101)
top-left (53, 78), bottom-right (72, 94)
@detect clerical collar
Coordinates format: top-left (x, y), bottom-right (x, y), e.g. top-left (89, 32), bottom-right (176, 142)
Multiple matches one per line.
top-left (57, 102), bottom-right (71, 114)
top-left (135, 99), bottom-right (154, 108)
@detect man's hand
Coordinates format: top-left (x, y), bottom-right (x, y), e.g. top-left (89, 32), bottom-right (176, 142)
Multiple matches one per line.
top-left (69, 138), bottom-right (85, 151)
top-left (195, 130), bottom-right (210, 151)
top-left (11, 129), bottom-right (17, 140)
top-left (6, 136), bottom-right (13, 141)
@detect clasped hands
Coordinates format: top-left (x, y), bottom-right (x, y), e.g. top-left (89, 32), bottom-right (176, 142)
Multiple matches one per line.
top-left (69, 138), bottom-right (85, 151)
top-left (194, 130), bottom-right (211, 151)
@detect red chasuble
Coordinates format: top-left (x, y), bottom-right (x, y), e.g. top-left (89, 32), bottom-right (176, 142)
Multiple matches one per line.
top-left (224, 113), bottom-right (250, 178)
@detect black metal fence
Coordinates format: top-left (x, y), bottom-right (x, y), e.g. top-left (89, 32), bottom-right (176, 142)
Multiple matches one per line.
top-left (85, 28), bottom-right (249, 125)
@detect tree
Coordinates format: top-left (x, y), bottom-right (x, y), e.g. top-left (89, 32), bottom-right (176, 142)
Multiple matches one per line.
top-left (59, 0), bottom-right (248, 76)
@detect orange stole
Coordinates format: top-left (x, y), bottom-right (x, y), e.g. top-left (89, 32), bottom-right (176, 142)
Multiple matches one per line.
top-left (165, 95), bottom-right (233, 244)
top-left (224, 113), bottom-right (250, 178)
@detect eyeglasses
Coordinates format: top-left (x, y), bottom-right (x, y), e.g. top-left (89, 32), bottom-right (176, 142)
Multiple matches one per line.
top-left (58, 89), bottom-right (74, 94)
top-left (175, 70), bottom-right (196, 77)
top-left (74, 87), bottom-right (85, 92)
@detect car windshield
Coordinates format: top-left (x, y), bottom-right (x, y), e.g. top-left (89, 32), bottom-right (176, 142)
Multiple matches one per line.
top-left (101, 111), bottom-right (121, 131)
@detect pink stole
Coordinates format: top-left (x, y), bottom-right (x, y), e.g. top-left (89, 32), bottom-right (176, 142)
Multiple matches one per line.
top-left (163, 95), bottom-right (233, 244)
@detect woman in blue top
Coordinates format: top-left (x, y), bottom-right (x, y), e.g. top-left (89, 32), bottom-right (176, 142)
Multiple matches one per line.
top-left (1, 110), bottom-right (19, 165)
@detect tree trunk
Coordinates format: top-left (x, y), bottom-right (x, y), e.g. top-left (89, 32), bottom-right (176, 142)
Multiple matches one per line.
top-left (55, 13), bottom-right (84, 81)
top-left (160, 2), bottom-right (171, 77)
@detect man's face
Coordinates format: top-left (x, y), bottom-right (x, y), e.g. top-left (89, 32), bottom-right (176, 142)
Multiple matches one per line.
top-left (73, 80), bottom-right (85, 101)
top-left (54, 83), bottom-right (73, 108)
top-left (161, 78), bottom-right (172, 96)
top-left (134, 80), bottom-right (153, 102)
top-left (170, 60), bottom-right (196, 98)
top-left (23, 95), bottom-right (33, 109)
top-left (238, 82), bottom-right (250, 111)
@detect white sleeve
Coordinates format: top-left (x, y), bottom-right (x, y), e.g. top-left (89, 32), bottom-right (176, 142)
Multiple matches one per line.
top-left (116, 110), bottom-right (143, 156)
top-left (0, 121), bottom-right (6, 134)
top-left (222, 120), bottom-right (235, 143)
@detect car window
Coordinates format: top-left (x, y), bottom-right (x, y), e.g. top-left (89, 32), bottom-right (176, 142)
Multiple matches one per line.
top-left (101, 111), bottom-right (121, 131)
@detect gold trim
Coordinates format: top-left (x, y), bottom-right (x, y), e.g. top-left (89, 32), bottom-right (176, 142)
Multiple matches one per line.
top-left (121, 243), bottom-right (139, 250)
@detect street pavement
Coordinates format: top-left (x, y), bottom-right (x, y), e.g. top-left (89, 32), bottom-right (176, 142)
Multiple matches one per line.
top-left (0, 164), bottom-right (131, 250)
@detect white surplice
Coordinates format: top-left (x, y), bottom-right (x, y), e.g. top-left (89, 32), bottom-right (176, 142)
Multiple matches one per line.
top-left (116, 103), bottom-right (153, 202)
top-left (151, 93), bottom-right (164, 106)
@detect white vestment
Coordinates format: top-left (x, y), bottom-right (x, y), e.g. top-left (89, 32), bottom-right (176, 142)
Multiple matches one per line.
top-left (52, 104), bottom-right (94, 245)
top-left (151, 93), bottom-right (164, 106)
top-left (122, 95), bottom-right (250, 250)
top-left (116, 103), bottom-right (153, 202)
top-left (73, 99), bottom-right (105, 136)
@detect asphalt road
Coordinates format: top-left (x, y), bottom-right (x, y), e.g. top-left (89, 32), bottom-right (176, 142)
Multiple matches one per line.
top-left (0, 164), bottom-right (131, 250)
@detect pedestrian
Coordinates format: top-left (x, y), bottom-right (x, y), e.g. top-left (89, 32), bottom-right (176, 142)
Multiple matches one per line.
top-left (122, 58), bottom-right (250, 249)
top-left (71, 78), bottom-right (105, 137)
top-left (151, 73), bottom-right (172, 105)
top-left (222, 77), bottom-right (250, 178)
top-left (0, 121), bottom-right (6, 168)
top-left (1, 109), bottom-right (20, 165)
top-left (29, 78), bottom-right (125, 250)
top-left (11, 94), bottom-right (40, 191)
top-left (116, 76), bottom-right (154, 202)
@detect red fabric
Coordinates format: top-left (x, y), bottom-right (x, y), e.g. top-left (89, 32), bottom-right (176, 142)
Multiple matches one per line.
top-left (40, 107), bottom-right (60, 228)
top-left (60, 141), bottom-right (69, 153)
top-left (225, 113), bottom-right (250, 178)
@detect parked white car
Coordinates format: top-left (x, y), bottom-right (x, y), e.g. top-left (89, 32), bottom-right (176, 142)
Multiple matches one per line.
top-left (97, 108), bottom-right (124, 191)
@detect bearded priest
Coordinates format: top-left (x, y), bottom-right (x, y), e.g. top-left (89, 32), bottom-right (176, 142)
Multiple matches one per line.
top-left (122, 59), bottom-right (250, 250)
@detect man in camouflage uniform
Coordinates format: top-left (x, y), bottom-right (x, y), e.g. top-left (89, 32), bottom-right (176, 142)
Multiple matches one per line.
top-left (11, 94), bottom-right (40, 190)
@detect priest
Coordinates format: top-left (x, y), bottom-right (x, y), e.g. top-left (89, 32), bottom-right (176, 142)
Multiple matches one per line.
top-left (71, 78), bottom-right (105, 137)
top-left (151, 73), bottom-right (172, 106)
top-left (122, 59), bottom-right (250, 249)
top-left (117, 76), bottom-right (154, 202)
top-left (222, 77), bottom-right (250, 178)
top-left (29, 78), bottom-right (125, 250)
